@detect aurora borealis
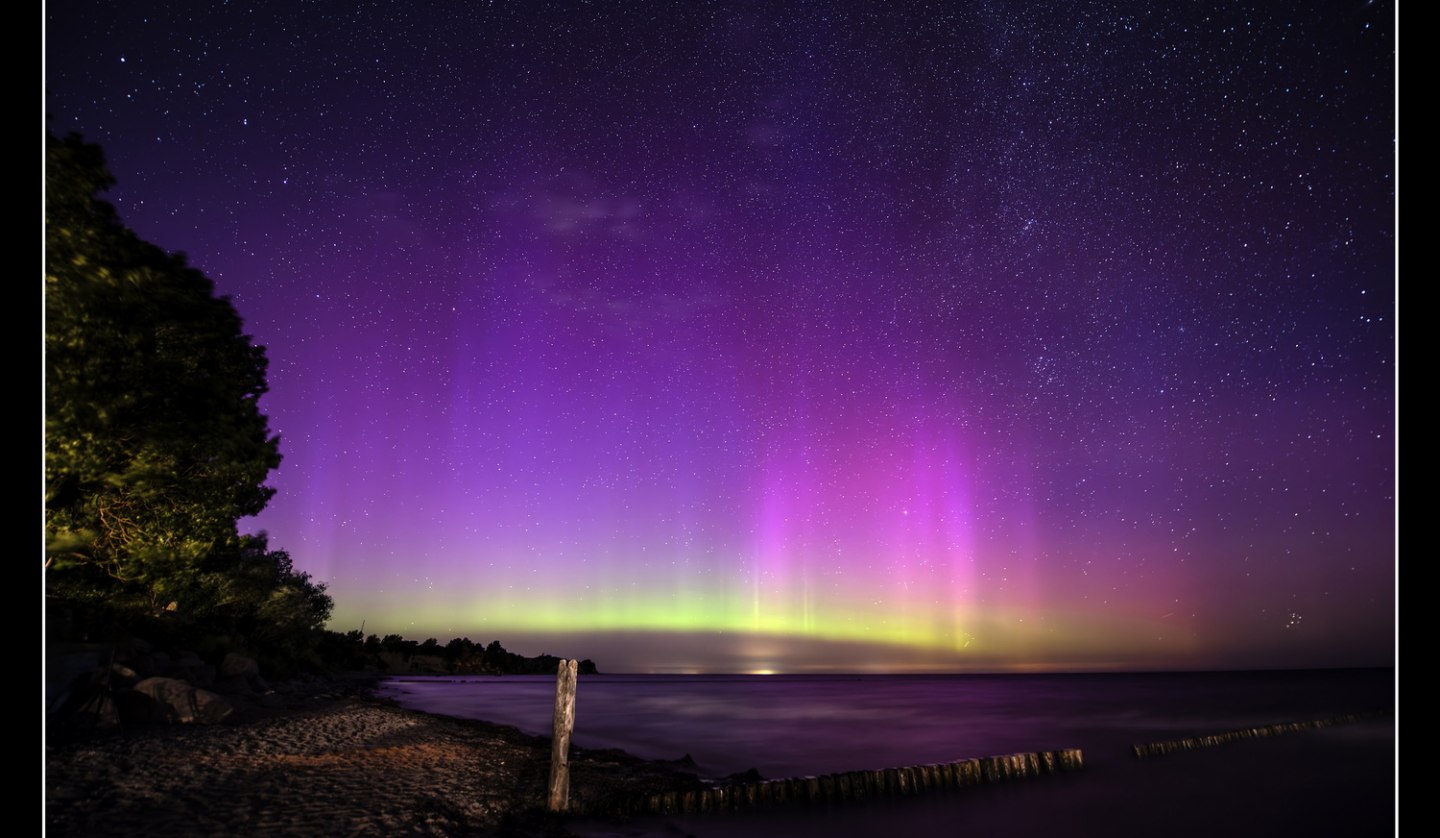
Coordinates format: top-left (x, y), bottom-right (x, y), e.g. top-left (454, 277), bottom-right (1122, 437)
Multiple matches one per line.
top-left (45, 1), bottom-right (1394, 672)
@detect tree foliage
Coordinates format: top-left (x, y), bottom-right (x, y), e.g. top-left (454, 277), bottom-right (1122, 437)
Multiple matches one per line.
top-left (45, 134), bottom-right (323, 641)
top-left (193, 533), bottom-right (334, 642)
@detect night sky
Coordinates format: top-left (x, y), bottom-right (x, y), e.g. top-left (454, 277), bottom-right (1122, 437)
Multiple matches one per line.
top-left (45, 1), bottom-right (1395, 673)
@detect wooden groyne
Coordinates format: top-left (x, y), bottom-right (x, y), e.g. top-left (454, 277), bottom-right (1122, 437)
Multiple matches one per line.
top-left (586, 748), bottom-right (1084, 817)
top-left (1131, 711), bottom-right (1392, 758)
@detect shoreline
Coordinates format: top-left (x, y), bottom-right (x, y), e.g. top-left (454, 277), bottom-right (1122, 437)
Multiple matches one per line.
top-left (46, 671), bottom-right (1396, 836)
top-left (44, 673), bottom-right (702, 836)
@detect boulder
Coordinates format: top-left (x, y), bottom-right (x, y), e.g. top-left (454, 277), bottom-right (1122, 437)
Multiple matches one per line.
top-left (138, 651), bottom-right (174, 677)
top-left (113, 688), bottom-right (157, 724)
top-left (109, 663), bottom-right (139, 687)
top-left (132, 677), bottom-right (234, 724)
top-left (173, 662), bottom-right (217, 688)
top-left (174, 650), bottom-right (204, 666)
top-left (220, 652), bottom-right (260, 680)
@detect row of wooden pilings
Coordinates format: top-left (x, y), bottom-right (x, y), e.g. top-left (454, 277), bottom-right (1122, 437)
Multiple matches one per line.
top-left (580, 749), bottom-right (1085, 817)
top-left (1130, 710), bottom-right (1392, 758)
top-left (546, 661), bottom-right (1388, 817)
top-left (545, 660), bottom-right (1086, 816)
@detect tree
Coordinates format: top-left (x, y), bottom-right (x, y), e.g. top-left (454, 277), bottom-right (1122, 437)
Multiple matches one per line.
top-left (196, 533), bottom-right (333, 642)
top-left (45, 134), bottom-right (283, 620)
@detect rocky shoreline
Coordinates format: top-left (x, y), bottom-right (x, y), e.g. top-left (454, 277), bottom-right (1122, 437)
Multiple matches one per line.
top-left (44, 674), bottom-right (705, 836)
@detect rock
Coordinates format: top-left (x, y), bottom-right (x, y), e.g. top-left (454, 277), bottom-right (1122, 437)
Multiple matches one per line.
top-left (132, 677), bottom-right (234, 724)
top-left (220, 652), bottom-right (260, 680)
top-left (174, 662), bottom-right (216, 688)
top-left (251, 674), bottom-right (270, 692)
top-left (140, 651), bottom-right (174, 677)
top-left (113, 688), bottom-right (157, 723)
top-left (109, 663), bottom-right (139, 686)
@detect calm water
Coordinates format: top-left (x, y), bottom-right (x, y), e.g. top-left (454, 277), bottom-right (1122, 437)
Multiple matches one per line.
top-left (377, 670), bottom-right (1395, 837)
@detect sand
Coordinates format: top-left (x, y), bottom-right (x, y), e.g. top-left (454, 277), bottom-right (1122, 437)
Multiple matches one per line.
top-left (44, 677), bottom-right (702, 837)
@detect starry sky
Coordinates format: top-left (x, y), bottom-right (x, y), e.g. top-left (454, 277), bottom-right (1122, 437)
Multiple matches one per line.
top-left (45, 1), bottom-right (1395, 673)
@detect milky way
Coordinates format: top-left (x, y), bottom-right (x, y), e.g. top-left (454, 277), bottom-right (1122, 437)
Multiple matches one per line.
top-left (45, 1), bottom-right (1395, 671)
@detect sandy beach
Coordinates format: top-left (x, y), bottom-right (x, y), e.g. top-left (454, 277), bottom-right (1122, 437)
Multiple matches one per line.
top-left (44, 677), bottom-right (702, 837)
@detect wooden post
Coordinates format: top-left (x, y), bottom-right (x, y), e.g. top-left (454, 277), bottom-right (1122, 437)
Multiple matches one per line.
top-left (547, 658), bottom-right (579, 812)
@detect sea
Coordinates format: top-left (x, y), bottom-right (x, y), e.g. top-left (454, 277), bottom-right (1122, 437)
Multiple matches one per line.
top-left (375, 669), bottom-right (1395, 837)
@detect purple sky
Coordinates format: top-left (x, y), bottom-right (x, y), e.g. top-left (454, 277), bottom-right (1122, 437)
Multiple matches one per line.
top-left (45, 1), bottom-right (1395, 672)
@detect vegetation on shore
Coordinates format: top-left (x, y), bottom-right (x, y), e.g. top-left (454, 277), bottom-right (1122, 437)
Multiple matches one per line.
top-left (45, 134), bottom-right (594, 679)
top-left (45, 133), bottom-right (332, 675)
top-left (321, 633), bottom-right (599, 675)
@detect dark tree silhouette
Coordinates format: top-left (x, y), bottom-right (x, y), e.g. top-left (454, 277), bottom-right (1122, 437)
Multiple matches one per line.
top-left (45, 133), bottom-right (292, 624)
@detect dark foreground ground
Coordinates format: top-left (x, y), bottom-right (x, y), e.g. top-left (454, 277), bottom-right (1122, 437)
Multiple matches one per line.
top-left (44, 676), bottom-right (702, 836)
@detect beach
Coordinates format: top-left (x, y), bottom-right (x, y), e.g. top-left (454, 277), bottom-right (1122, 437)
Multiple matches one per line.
top-left (44, 677), bottom-right (701, 837)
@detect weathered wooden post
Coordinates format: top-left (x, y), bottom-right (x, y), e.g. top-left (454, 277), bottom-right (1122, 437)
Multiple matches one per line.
top-left (547, 658), bottom-right (579, 812)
